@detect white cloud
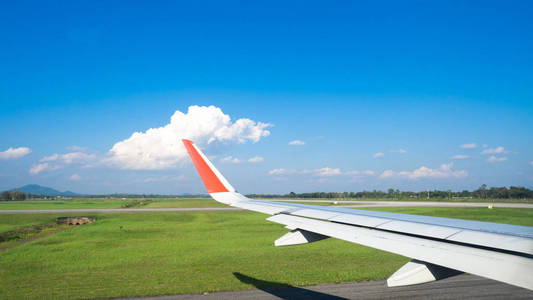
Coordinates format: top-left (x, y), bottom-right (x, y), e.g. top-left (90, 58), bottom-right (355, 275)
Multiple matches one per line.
top-left (248, 156), bottom-right (264, 163)
top-left (379, 163), bottom-right (467, 179)
top-left (451, 155), bottom-right (469, 159)
top-left (269, 168), bottom-right (374, 178)
top-left (41, 152), bottom-right (95, 164)
top-left (31, 151), bottom-right (97, 175)
top-left (373, 152), bottom-right (384, 158)
top-left (288, 140), bottom-right (305, 146)
top-left (363, 170), bottom-right (375, 176)
top-left (221, 156), bottom-right (240, 164)
top-left (0, 147), bottom-right (31, 159)
top-left (67, 146), bottom-right (88, 151)
top-left (461, 143), bottom-right (477, 149)
top-left (70, 174), bottom-right (81, 181)
top-left (345, 170), bottom-right (375, 176)
top-left (380, 170), bottom-right (395, 179)
top-left (482, 147), bottom-right (505, 154)
top-left (530, 161), bottom-right (533, 167)
top-left (29, 163), bottom-right (61, 175)
top-left (269, 168), bottom-right (293, 175)
top-left (487, 156), bottom-right (507, 163)
top-left (106, 105), bottom-right (272, 170)
top-left (391, 149), bottom-right (407, 154)
top-left (313, 167), bottom-right (342, 177)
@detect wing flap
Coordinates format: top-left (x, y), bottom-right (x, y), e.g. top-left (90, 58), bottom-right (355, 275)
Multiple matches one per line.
top-left (448, 230), bottom-right (533, 255)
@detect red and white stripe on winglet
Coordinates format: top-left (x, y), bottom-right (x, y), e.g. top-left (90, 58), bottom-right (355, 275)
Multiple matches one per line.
top-left (182, 139), bottom-right (235, 194)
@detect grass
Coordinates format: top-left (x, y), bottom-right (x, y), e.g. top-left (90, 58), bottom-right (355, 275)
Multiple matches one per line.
top-left (359, 207), bottom-right (533, 226)
top-left (0, 198), bottom-right (224, 210)
top-left (0, 198), bottom-right (131, 210)
top-left (0, 207), bottom-right (531, 299)
top-left (1, 197), bottom-right (531, 211)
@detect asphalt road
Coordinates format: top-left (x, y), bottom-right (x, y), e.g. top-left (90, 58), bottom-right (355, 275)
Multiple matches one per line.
top-left (1, 201), bottom-right (532, 213)
top-left (121, 274), bottom-right (533, 300)
top-left (280, 200), bottom-right (533, 209)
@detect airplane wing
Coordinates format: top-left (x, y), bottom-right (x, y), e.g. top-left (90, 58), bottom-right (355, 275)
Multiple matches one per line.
top-left (182, 139), bottom-right (533, 290)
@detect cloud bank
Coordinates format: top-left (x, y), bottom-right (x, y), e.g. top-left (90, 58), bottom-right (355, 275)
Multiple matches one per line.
top-left (380, 163), bottom-right (467, 179)
top-left (268, 167), bottom-right (374, 178)
top-left (107, 105), bottom-right (272, 170)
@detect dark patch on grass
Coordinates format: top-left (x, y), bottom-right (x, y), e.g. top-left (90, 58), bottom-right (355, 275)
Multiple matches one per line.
top-left (121, 199), bottom-right (154, 208)
top-left (0, 223), bottom-right (72, 251)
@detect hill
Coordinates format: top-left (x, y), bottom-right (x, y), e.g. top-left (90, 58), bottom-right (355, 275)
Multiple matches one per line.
top-left (9, 184), bottom-right (80, 196)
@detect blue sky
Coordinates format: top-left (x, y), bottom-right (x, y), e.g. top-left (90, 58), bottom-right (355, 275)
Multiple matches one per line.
top-left (1, 1), bottom-right (532, 194)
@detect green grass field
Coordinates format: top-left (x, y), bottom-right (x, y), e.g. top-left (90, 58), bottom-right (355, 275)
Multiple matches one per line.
top-left (0, 207), bottom-right (531, 299)
top-left (0, 198), bottom-right (223, 210)
top-left (2, 197), bottom-right (530, 211)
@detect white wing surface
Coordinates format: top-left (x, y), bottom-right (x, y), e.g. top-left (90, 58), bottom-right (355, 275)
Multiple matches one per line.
top-left (182, 139), bottom-right (533, 290)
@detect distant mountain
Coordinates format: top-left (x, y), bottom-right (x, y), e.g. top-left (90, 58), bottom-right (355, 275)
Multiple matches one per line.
top-left (9, 184), bottom-right (81, 196)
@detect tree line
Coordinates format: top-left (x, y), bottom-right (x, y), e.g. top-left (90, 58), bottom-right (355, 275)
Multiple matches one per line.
top-left (0, 190), bottom-right (41, 201)
top-left (247, 185), bottom-right (533, 200)
top-left (2, 185), bottom-right (533, 201)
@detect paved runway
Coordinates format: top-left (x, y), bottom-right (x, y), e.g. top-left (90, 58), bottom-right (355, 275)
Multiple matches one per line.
top-left (122, 274), bottom-right (533, 299)
top-left (1, 201), bottom-right (531, 213)
top-left (280, 200), bottom-right (533, 208)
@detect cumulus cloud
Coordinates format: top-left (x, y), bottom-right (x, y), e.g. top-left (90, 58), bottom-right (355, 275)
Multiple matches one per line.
top-left (67, 146), bottom-right (88, 152)
top-left (391, 149), bottom-right (407, 154)
top-left (41, 152), bottom-right (96, 164)
top-left (106, 105), bottom-right (272, 170)
top-left (461, 143), bottom-right (477, 149)
top-left (373, 152), bottom-right (384, 158)
top-left (313, 167), bottom-right (342, 177)
top-left (288, 140), bottom-right (305, 146)
top-left (29, 163), bottom-right (61, 175)
top-left (0, 147), bottom-right (31, 159)
top-left (487, 156), bottom-right (507, 163)
top-left (269, 168), bottom-right (374, 178)
top-left (379, 163), bottom-right (467, 179)
top-left (482, 147), bottom-right (505, 154)
top-left (248, 156), bottom-right (264, 163)
top-left (221, 156), bottom-right (241, 164)
top-left (345, 170), bottom-right (375, 176)
top-left (380, 170), bottom-right (395, 179)
top-left (268, 168), bottom-right (293, 176)
top-left (70, 174), bottom-right (81, 181)
top-left (451, 155), bottom-right (469, 159)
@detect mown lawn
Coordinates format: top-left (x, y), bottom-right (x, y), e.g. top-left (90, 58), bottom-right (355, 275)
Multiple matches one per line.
top-left (0, 208), bottom-right (531, 299)
top-left (0, 198), bottom-right (224, 210)
top-left (142, 198), bottom-right (226, 208)
top-left (0, 198), bottom-right (130, 210)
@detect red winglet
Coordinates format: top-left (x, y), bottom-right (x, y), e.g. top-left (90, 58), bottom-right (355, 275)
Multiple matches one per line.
top-left (182, 139), bottom-right (229, 193)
